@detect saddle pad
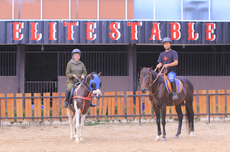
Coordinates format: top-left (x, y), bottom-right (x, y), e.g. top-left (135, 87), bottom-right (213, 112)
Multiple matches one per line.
top-left (163, 75), bottom-right (183, 94)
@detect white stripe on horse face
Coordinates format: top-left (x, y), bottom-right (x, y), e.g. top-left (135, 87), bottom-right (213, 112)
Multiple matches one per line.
top-left (93, 89), bottom-right (101, 99)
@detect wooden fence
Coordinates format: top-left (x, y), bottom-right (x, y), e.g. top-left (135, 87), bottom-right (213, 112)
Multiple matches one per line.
top-left (0, 90), bottom-right (230, 124)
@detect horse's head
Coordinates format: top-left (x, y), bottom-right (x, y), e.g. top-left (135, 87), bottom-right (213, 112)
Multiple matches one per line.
top-left (139, 67), bottom-right (153, 93)
top-left (87, 72), bottom-right (102, 99)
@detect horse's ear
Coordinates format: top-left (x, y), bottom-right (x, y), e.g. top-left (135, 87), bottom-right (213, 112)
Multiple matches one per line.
top-left (98, 72), bottom-right (101, 77)
top-left (139, 66), bottom-right (143, 71)
top-left (149, 66), bottom-right (153, 71)
top-left (90, 73), bottom-right (94, 79)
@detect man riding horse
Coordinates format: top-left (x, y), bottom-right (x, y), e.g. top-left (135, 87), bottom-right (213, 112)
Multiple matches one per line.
top-left (156, 37), bottom-right (178, 100)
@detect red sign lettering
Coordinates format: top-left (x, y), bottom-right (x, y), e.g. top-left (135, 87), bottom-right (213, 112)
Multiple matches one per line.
top-left (149, 22), bottom-right (161, 41)
top-left (12, 22), bottom-right (24, 41)
top-left (30, 22), bottom-right (42, 41)
top-left (9, 21), bottom-right (221, 43)
top-left (63, 21), bottom-right (78, 40)
top-left (49, 22), bottom-right (57, 41)
top-left (109, 22), bottom-right (121, 40)
top-left (205, 23), bottom-right (216, 41)
top-left (187, 23), bottom-right (199, 41)
top-left (169, 22), bottom-right (181, 40)
top-left (86, 22), bottom-right (96, 41)
top-left (127, 21), bottom-right (142, 40)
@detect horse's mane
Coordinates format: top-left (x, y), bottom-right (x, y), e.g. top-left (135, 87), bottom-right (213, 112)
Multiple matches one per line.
top-left (150, 69), bottom-right (165, 83)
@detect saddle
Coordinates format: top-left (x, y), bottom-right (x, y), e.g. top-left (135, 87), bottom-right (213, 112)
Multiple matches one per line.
top-left (163, 75), bottom-right (183, 94)
top-left (69, 82), bottom-right (81, 104)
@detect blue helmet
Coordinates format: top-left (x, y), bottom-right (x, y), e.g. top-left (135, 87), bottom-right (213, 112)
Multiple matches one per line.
top-left (72, 49), bottom-right (81, 55)
top-left (162, 37), bottom-right (172, 44)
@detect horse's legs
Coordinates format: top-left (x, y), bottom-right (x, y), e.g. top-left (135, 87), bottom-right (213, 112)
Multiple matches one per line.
top-left (79, 114), bottom-right (86, 143)
top-left (73, 115), bottom-right (76, 138)
top-left (161, 106), bottom-right (167, 141)
top-left (153, 106), bottom-right (161, 141)
top-left (67, 108), bottom-right (74, 140)
top-left (174, 104), bottom-right (183, 138)
top-left (74, 102), bottom-right (81, 143)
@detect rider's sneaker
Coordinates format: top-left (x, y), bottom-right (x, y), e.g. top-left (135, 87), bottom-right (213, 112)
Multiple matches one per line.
top-left (63, 102), bottom-right (68, 108)
top-left (90, 102), bottom-right (97, 107)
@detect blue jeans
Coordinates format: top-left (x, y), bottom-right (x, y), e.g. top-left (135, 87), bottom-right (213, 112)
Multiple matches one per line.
top-left (167, 72), bottom-right (176, 82)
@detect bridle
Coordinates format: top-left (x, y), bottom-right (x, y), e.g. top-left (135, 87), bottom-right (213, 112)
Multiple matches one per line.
top-left (149, 67), bottom-right (166, 87)
top-left (147, 67), bottom-right (167, 96)
top-left (77, 76), bottom-right (93, 93)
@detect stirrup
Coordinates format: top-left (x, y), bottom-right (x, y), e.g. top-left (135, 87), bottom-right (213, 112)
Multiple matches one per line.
top-left (172, 93), bottom-right (178, 100)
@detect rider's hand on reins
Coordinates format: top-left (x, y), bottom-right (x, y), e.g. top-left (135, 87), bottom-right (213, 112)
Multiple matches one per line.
top-left (156, 64), bottom-right (162, 69)
top-left (73, 74), bottom-right (78, 79)
top-left (163, 64), bottom-right (169, 69)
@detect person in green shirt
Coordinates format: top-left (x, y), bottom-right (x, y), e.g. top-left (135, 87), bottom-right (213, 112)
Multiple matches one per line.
top-left (63, 48), bottom-right (96, 108)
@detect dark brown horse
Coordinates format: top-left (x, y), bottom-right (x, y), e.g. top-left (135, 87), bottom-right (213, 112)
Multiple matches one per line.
top-left (67, 72), bottom-right (101, 143)
top-left (139, 67), bottom-right (194, 141)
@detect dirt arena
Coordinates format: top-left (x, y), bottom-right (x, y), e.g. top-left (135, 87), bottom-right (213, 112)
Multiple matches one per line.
top-left (0, 120), bottom-right (229, 152)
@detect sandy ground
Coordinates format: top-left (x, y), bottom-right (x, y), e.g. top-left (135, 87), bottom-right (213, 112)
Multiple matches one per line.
top-left (0, 120), bottom-right (230, 152)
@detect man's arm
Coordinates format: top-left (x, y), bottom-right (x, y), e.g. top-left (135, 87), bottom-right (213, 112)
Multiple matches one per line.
top-left (163, 60), bottom-right (178, 69)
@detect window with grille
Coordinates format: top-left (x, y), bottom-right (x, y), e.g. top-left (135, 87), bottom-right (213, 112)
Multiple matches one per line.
top-left (0, 52), bottom-right (16, 76)
top-left (137, 45), bottom-right (230, 76)
top-left (58, 51), bottom-right (129, 76)
top-left (178, 52), bottom-right (230, 76)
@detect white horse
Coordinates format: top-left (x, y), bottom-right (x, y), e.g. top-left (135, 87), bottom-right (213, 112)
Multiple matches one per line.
top-left (67, 72), bottom-right (101, 143)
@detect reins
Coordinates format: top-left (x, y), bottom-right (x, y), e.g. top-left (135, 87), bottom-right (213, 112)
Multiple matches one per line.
top-left (148, 67), bottom-right (168, 97)
top-left (77, 77), bottom-right (93, 93)
top-left (71, 77), bottom-right (93, 113)
top-left (149, 67), bottom-right (166, 87)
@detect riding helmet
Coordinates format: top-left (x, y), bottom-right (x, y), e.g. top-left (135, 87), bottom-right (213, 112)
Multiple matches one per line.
top-left (72, 48), bottom-right (81, 55)
top-left (162, 37), bottom-right (172, 44)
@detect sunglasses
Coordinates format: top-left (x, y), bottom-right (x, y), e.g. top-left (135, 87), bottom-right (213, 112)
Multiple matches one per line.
top-left (74, 54), bottom-right (80, 57)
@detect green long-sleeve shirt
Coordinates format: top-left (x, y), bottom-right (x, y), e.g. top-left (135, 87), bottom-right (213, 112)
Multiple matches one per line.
top-left (66, 60), bottom-right (87, 84)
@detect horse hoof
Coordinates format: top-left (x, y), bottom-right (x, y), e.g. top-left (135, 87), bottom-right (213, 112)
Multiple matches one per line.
top-left (80, 140), bottom-right (85, 143)
top-left (161, 138), bottom-right (166, 141)
top-left (174, 135), bottom-right (179, 138)
top-left (154, 138), bottom-right (159, 142)
top-left (189, 131), bottom-right (194, 137)
top-left (154, 136), bottom-right (160, 141)
top-left (75, 140), bottom-right (80, 144)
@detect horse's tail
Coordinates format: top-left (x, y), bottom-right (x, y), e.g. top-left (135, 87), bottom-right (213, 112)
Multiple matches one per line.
top-left (178, 76), bottom-right (194, 133)
top-left (185, 103), bottom-right (191, 133)
top-left (185, 85), bottom-right (194, 134)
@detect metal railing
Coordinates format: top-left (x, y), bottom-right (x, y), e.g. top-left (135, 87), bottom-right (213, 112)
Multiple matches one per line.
top-left (0, 92), bottom-right (230, 128)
